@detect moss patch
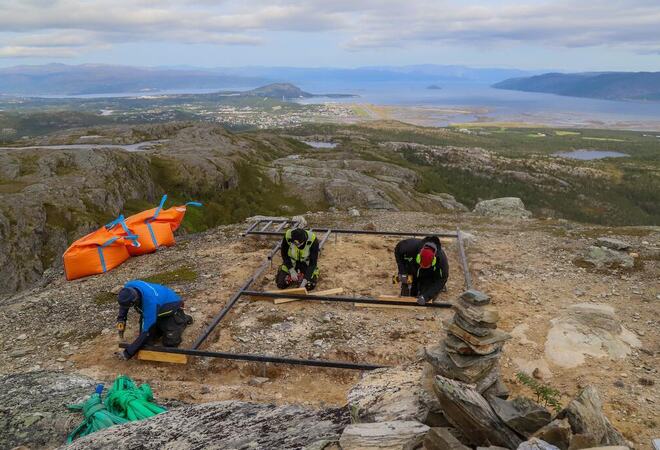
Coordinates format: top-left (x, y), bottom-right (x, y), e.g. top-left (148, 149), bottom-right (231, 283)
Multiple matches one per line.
top-left (143, 266), bottom-right (198, 284)
top-left (94, 291), bottom-right (117, 305)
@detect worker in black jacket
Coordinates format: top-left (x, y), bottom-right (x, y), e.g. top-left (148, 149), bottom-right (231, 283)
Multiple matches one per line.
top-left (276, 228), bottom-right (320, 290)
top-left (394, 235), bottom-right (449, 305)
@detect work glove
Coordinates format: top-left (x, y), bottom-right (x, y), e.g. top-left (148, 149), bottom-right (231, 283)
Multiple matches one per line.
top-left (116, 321), bottom-right (126, 339)
top-left (416, 295), bottom-right (426, 306)
top-left (113, 351), bottom-right (128, 361)
top-left (289, 268), bottom-right (299, 282)
top-left (300, 278), bottom-right (308, 289)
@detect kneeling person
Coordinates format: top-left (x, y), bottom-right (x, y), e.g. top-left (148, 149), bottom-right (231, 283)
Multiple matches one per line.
top-left (276, 228), bottom-right (320, 291)
top-left (114, 280), bottom-right (193, 360)
top-left (394, 235), bottom-right (449, 305)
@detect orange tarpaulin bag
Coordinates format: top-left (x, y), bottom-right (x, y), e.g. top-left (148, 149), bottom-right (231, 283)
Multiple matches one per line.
top-left (63, 224), bottom-right (138, 281)
top-left (123, 195), bottom-right (201, 256)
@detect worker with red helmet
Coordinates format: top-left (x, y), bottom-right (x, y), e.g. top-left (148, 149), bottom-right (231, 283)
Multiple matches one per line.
top-left (394, 235), bottom-right (449, 305)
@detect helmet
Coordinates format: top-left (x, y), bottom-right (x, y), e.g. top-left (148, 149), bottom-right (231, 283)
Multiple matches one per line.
top-left (290, 228), bottom-right (307, 248)
top-left (418, 245), bottom-right (437, 269)
top-left (117, 287), bottom-right (139, 307)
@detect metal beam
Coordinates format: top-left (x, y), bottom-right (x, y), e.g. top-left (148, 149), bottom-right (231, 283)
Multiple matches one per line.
top-left (457, 229), bottom-right (473, 290)
top-left (242, 290), bottom-right (453, 308)
top-left (246, 228), bottom-right (458, 238)
top-left (120, 344), bottom-right (386, 370)
top-left (318, 230), bottom-right (332, 250)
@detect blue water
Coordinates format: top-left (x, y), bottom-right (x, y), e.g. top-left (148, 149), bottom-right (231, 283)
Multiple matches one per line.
top-left (295, 82), bottom-right (660, 129)
top-left (301, 140), bottom-right (337, 148)
top-left (552, 150), bottom-right (630, 160)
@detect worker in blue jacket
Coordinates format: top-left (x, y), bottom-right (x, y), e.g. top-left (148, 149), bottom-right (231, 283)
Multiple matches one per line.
top-left (114, 280), bottom-right (193, 360)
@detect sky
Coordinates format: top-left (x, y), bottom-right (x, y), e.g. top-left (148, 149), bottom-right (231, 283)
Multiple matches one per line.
top-left (0, 0), bottom-right (659, 71)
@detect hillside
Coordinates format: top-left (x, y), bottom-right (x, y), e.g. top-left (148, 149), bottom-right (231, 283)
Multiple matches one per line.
top-left (1, 121), bottom-right (658, 295)
top-left (493, 72), bottom-right (660, 101)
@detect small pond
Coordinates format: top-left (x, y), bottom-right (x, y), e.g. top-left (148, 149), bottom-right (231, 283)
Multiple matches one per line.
top-left (301, 141), bottom-right (338, 149)
top-left (552, 150), bottom-right (629, 160)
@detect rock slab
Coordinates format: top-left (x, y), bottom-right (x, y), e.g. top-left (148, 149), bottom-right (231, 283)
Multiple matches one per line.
top-left (490, 396), bottom-right (552, 437)
top-left (66, 400), bottom-right (349, 450)
top-left (0, 370), bottom-right (97, 450)
top-left (558, 386), bottom-right (627, 449)
top-left (339, 420), bottom-right (429, 450)
top-left (433, 375), bottom-right (523, 449)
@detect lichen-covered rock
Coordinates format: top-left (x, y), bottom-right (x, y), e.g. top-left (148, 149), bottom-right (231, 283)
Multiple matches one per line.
top-left (65, 401), bottom-right (349, 450)
top-left (339, 420), bottom-right (429, 450)
top-left (473, 197), bottom-right (532, 219)
top-left (594, 238), bottom-right (631, 251)
top-left (0, 370), bottom-right (97, 450)
top-left (580, 246), bottom-right (634, 269)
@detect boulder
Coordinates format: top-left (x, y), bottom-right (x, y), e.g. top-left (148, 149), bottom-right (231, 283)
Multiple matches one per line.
top-left (490, 396), bottom-right (552, 437)
top-left (347, 365), bottom-right (442, 425)
top-left (433, 376), bottom-right (523, 448)
top-left (339, 421), bottom-right (429, 450)
top-left (595, 238), bottom-right (631, 251)
top-left (67, 400), bottom-right (349, 450)
top-left (581, 246), bottom-right (634, 269)
top-left (558, 386), bottom-right (627, 448)
top-left (0, 370), bottom-right (97, 450)
top-left (532, 419), bottom-right (573, 450)
top-left (518, 438), bottom-right (561, 450)
top-left (424, 427), bottom-right (470, 450)
top-left (473, 197), bottom-right (532, 219)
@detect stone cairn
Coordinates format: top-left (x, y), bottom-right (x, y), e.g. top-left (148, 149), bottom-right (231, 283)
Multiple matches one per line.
top-left (425, 289), bottom-right (511, 399)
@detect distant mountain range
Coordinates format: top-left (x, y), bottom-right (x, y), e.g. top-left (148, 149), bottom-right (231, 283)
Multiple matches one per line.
top-left (0, 63), bottom-right (532, 96)
top-left (493, 72), bottom-right (660, 101)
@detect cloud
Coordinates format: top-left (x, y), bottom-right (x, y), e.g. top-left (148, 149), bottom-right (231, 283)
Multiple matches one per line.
top-left (0, 0), bottom-right (658, 59)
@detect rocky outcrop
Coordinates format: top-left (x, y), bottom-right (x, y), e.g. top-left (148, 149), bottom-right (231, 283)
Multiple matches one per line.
top-left (0, 370), bottom-right (97, 450)
top-left (0, 123), bottom-right (302, 295)
top-left (268, 155), bottom-right (447, 212)
top-left (339, 420), bottom-right (429, 450)
top-left (66, 401), bottom-right (349, 450)
top-left (473, 197), bottom-right (532, 219)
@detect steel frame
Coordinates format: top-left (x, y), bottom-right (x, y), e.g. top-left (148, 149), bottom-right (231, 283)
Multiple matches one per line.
top-left (125, 218), bottom-right (473, 371)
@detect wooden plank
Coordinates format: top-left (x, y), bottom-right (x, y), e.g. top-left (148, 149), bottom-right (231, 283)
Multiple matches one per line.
top-left (354, 302), bottom-right (420, 311)
top-left (274, 287), bottom-right (345, 304)
top-left (137, 349), bottom-right (188, 364)
top-left (354, 294), bottom-right (433, 310)
top-left (248, 287), bottom-right (308, 302)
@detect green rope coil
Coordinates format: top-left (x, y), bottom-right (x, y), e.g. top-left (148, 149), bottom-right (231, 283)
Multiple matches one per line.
top-left (66, 393), bottom-right (128, 443)
top-left (104, 375), bottom-right (167, 421)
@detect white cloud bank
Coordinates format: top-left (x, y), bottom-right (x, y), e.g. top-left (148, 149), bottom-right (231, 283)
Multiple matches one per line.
top-left (0, 0), bottom-right (658, 58)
